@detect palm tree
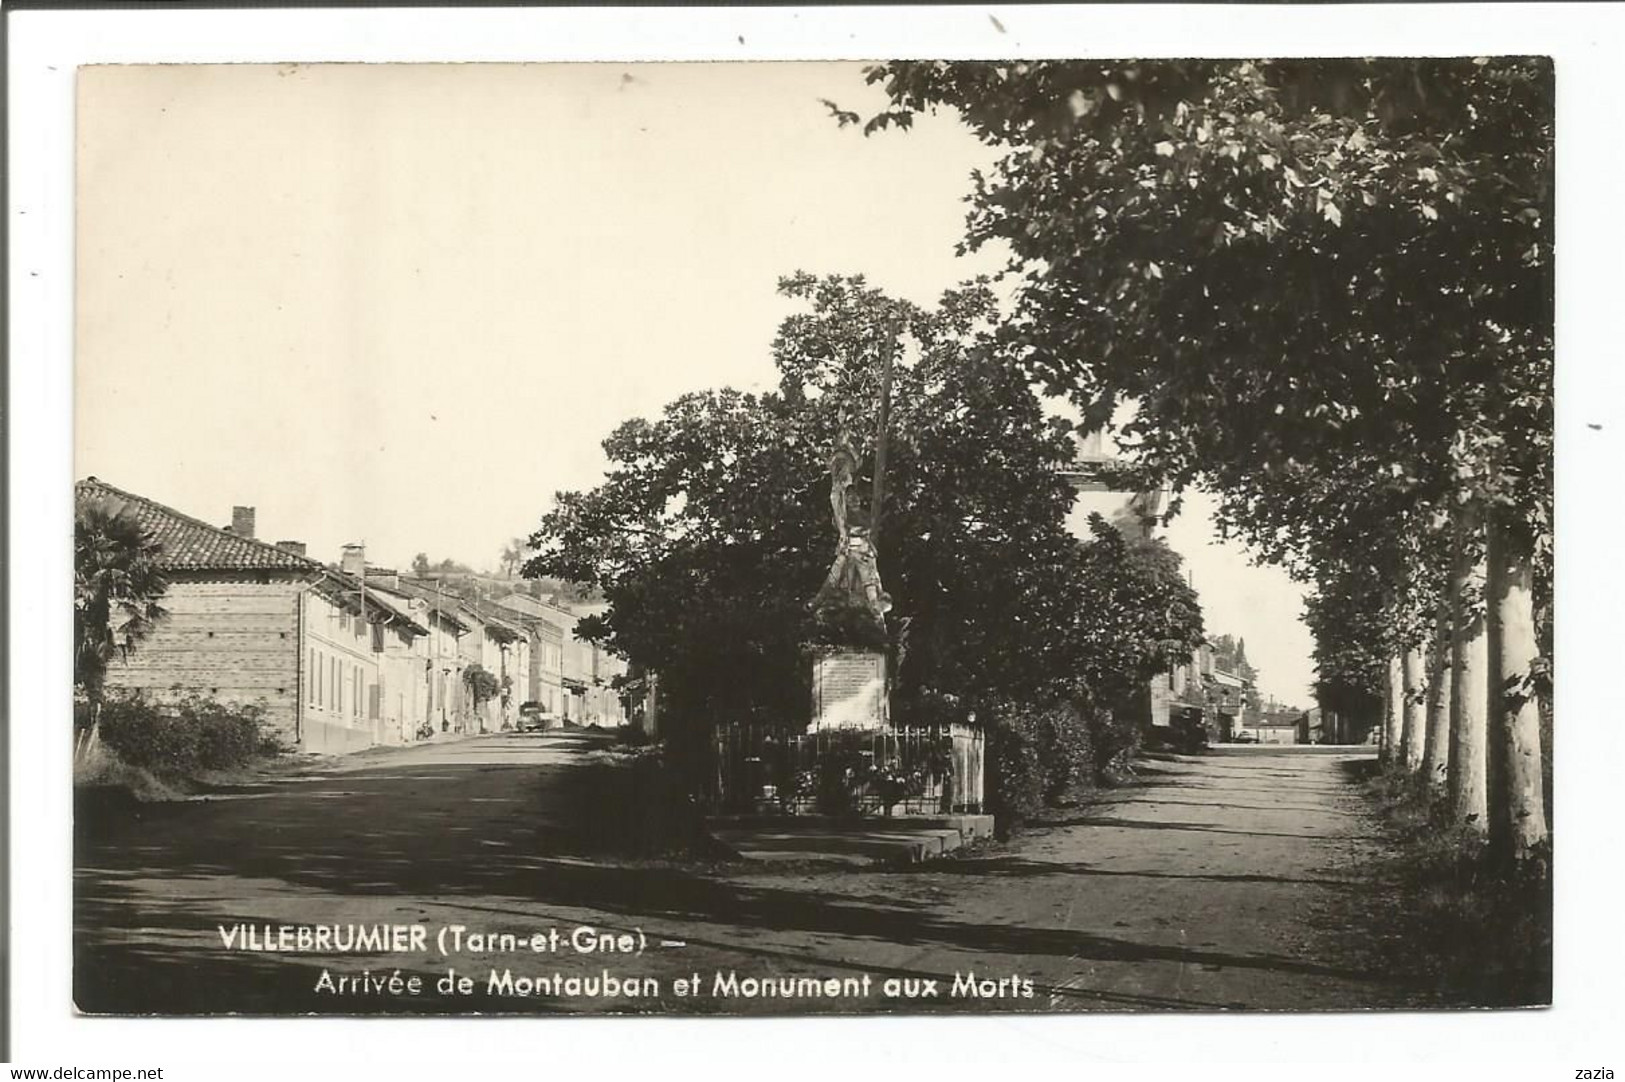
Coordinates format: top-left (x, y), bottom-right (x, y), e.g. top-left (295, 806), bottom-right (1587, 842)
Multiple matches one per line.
top-left (74, 495), bottom-right (169, 713)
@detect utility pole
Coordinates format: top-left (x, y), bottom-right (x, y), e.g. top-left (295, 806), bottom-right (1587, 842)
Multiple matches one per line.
top-left (357, 541), bottom-right (367, 637)
top-left (434, 576), bottom-right (444, 731)
top-left (357, 541), bottom-right (369, 736)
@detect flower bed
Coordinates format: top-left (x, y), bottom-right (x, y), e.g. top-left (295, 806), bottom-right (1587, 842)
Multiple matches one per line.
top-left (706, 722), bottom-right (984, 817)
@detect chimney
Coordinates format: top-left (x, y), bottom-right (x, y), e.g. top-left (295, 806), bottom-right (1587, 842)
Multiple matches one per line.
top-left (275, 541), bottom-right (307, 558)
top-left (231, 506), bottom-right (256, 539)
top-left (366, 568), bottom-right (400, 590)
top-left (340, 543), bottom-right (366, 578)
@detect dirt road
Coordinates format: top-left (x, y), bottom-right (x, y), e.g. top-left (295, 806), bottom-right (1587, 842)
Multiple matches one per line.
top-left (75, 734), bottom-right (1436, 1014)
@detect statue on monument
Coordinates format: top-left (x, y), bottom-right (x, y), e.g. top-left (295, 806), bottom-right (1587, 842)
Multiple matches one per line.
top-left (811, 429), bottom-right (892, 643)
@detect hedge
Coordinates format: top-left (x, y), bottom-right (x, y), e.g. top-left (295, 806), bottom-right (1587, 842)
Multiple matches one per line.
top-left (92, 692), bottom-right (283, 778)
top-left (984, 697), bottom-right (1138, 834)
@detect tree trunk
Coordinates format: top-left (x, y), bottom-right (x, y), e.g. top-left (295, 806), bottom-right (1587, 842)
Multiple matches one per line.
top-left (1422, 597), bottom-right (1452, 793)
top-left (1401, 645), bottom-right (1425, 771)
top-left (1486, 517), bottom-right (1550, 863)
top-left (1448, 505), bottom-right (1489, 836)
top-left (1382, 655), bottom-right (1403, 764)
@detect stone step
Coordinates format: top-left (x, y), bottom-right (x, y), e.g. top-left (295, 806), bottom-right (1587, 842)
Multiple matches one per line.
top-left (705, 814), bottom-right (994, 867)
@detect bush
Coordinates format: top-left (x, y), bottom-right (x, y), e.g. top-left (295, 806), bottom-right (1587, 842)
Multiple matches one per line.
top-left (1036, 701), bottom-right (1095, 804)
top-left (985, 699), bottom-right (1097, 833)
top-left (1087, 703), bottom-right (1143, 777)
top-left (615, 723), bottom-right (653, 749)
top-left (986, 707), bottom-right (1046, 831)
top-left (95, 692), bottom-right (280, 778)
top-left (1352, 758), bottom-right (1553, 1005)
top-left (74, 748), bottom-right (183, 803)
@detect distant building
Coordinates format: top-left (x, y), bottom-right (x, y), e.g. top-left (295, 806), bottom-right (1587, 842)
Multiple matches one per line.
top-left (494, 594), bottom-right (630, 727)
top-left (1149, 638), bottom-right (1254, 741)
top-left (370, 576), bottom-right (520, 736)
top-left (455, 596), bottom-right (531, 732)
top-left (1060, 430), bottom-right (1165, 543)
top-left (492, 592), bottom-right (571, 717)
top-left (1298, 705), bottom-right (1370, 745)
top-left (1299, 706), bottom-right (1325, 745)
top-left (78, 478), bottom-right (427, 754)
top-left (1235, 706), bottom-right (1304, 745)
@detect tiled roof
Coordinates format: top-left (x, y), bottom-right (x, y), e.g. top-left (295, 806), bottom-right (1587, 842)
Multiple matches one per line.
top-left (495, 592), bottom-right (576, 621)
top-left (76, 477), bottom-right (321, 573)
top-left (461, 599), bottom-right (527, 641)
top-left (321, 572), bottom-right (429, 636)
top-left (368, 579), bottom-right (471, 632)
top-left (351, 581), bottom-right (429, 635)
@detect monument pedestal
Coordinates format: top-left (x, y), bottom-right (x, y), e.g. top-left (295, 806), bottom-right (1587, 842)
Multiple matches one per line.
top-left (810, 648), bottom-right (888, 731)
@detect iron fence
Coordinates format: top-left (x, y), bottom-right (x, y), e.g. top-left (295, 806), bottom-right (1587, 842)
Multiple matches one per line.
top-left (706, 722), bottom-right (985, 816)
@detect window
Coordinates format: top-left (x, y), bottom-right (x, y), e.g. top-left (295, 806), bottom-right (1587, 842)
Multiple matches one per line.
top-left (308, 648), bottom-right (318, 706)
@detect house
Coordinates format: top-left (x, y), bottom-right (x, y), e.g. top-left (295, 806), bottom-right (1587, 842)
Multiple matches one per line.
top-left (561, 602), bottom-right (629, 728)
top-left (1207, 668), bottom-right (1250, 740)
top-left (1149, 638), bottom-right (1253, 741)
top-left (1061, 430), bottom-right (1165, 544)
top-left (457, 598), bottom-right (530, 733)
top-left (78, 478), bottom-right (427, 754)
top-left (1235, 705), bottom-right (1304, 745)
top-left (494, 593), bottom-right (633, 728)
top-left (364, 574), bottom-right (473, 737)
top-left (493, 591), bottom-right (572, 717)
top-left (1298, 705), bottom-right (1370, 745)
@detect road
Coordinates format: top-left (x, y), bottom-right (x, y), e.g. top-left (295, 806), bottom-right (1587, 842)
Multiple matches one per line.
top-left (74, 732), bottom-right (1439, 1015)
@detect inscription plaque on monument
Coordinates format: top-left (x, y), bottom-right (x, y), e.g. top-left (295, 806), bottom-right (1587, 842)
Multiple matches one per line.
top-left (811, 650), bottom-right (887, 730)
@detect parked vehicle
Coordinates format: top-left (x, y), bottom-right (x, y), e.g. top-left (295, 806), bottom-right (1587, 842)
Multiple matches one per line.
top-left (1169, 714), bottom-right (1210, 754)
top-left (1144, 714), bottom-right (1209, 755)
top-left (516, 702), bottom-right (560, 732)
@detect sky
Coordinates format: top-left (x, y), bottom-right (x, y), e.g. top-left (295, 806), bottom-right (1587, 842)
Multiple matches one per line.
top-left (75, 61), bottom-right (1315, 706)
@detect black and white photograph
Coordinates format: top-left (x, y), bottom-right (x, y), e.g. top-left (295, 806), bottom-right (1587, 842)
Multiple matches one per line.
top-left (62, 53), bottom-right (1559, 1020)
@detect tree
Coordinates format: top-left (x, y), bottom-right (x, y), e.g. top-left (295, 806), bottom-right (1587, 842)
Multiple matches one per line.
top-left (461, 664), bottom-right (503, 731)
top-left (844, 58), bottom-right (1551, 861)
top-left (1062, 513), bottom-right (1206, 765)
top-left (1210, 633), bottom-right (1263, 718)
top-left (75, 495), bottom-right (169, 711)
top-left (1302, 563), bottom-right (1392, 745)
top-left (528, 274), bottom-right (1203, 765)
top-left (411, 553), bottom-right (432, 578)
top-left (498, 538), bottom-right (529, 579)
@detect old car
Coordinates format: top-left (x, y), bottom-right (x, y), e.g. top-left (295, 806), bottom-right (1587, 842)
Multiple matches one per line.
top-left (516, 702), bottom-right (560, 732)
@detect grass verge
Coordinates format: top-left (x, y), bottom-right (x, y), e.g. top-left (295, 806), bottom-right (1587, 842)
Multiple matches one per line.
top-left (1346, 758), bottom-right (1552, 1006)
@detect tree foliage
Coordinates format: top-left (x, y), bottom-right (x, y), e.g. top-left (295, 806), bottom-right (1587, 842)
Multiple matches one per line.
top-left (844, 58), bottom-right (1552, 710)
top-left (461, 663), bottom-right (502, 708)
top-left (1302, 563), bottom-right (1392, 727)
top-left (75, 496), bottom-right (169, 705)
top-left (498, 538), bottom-right (528, 579)
top-left (527, 274), bottom-right (1204, 745)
